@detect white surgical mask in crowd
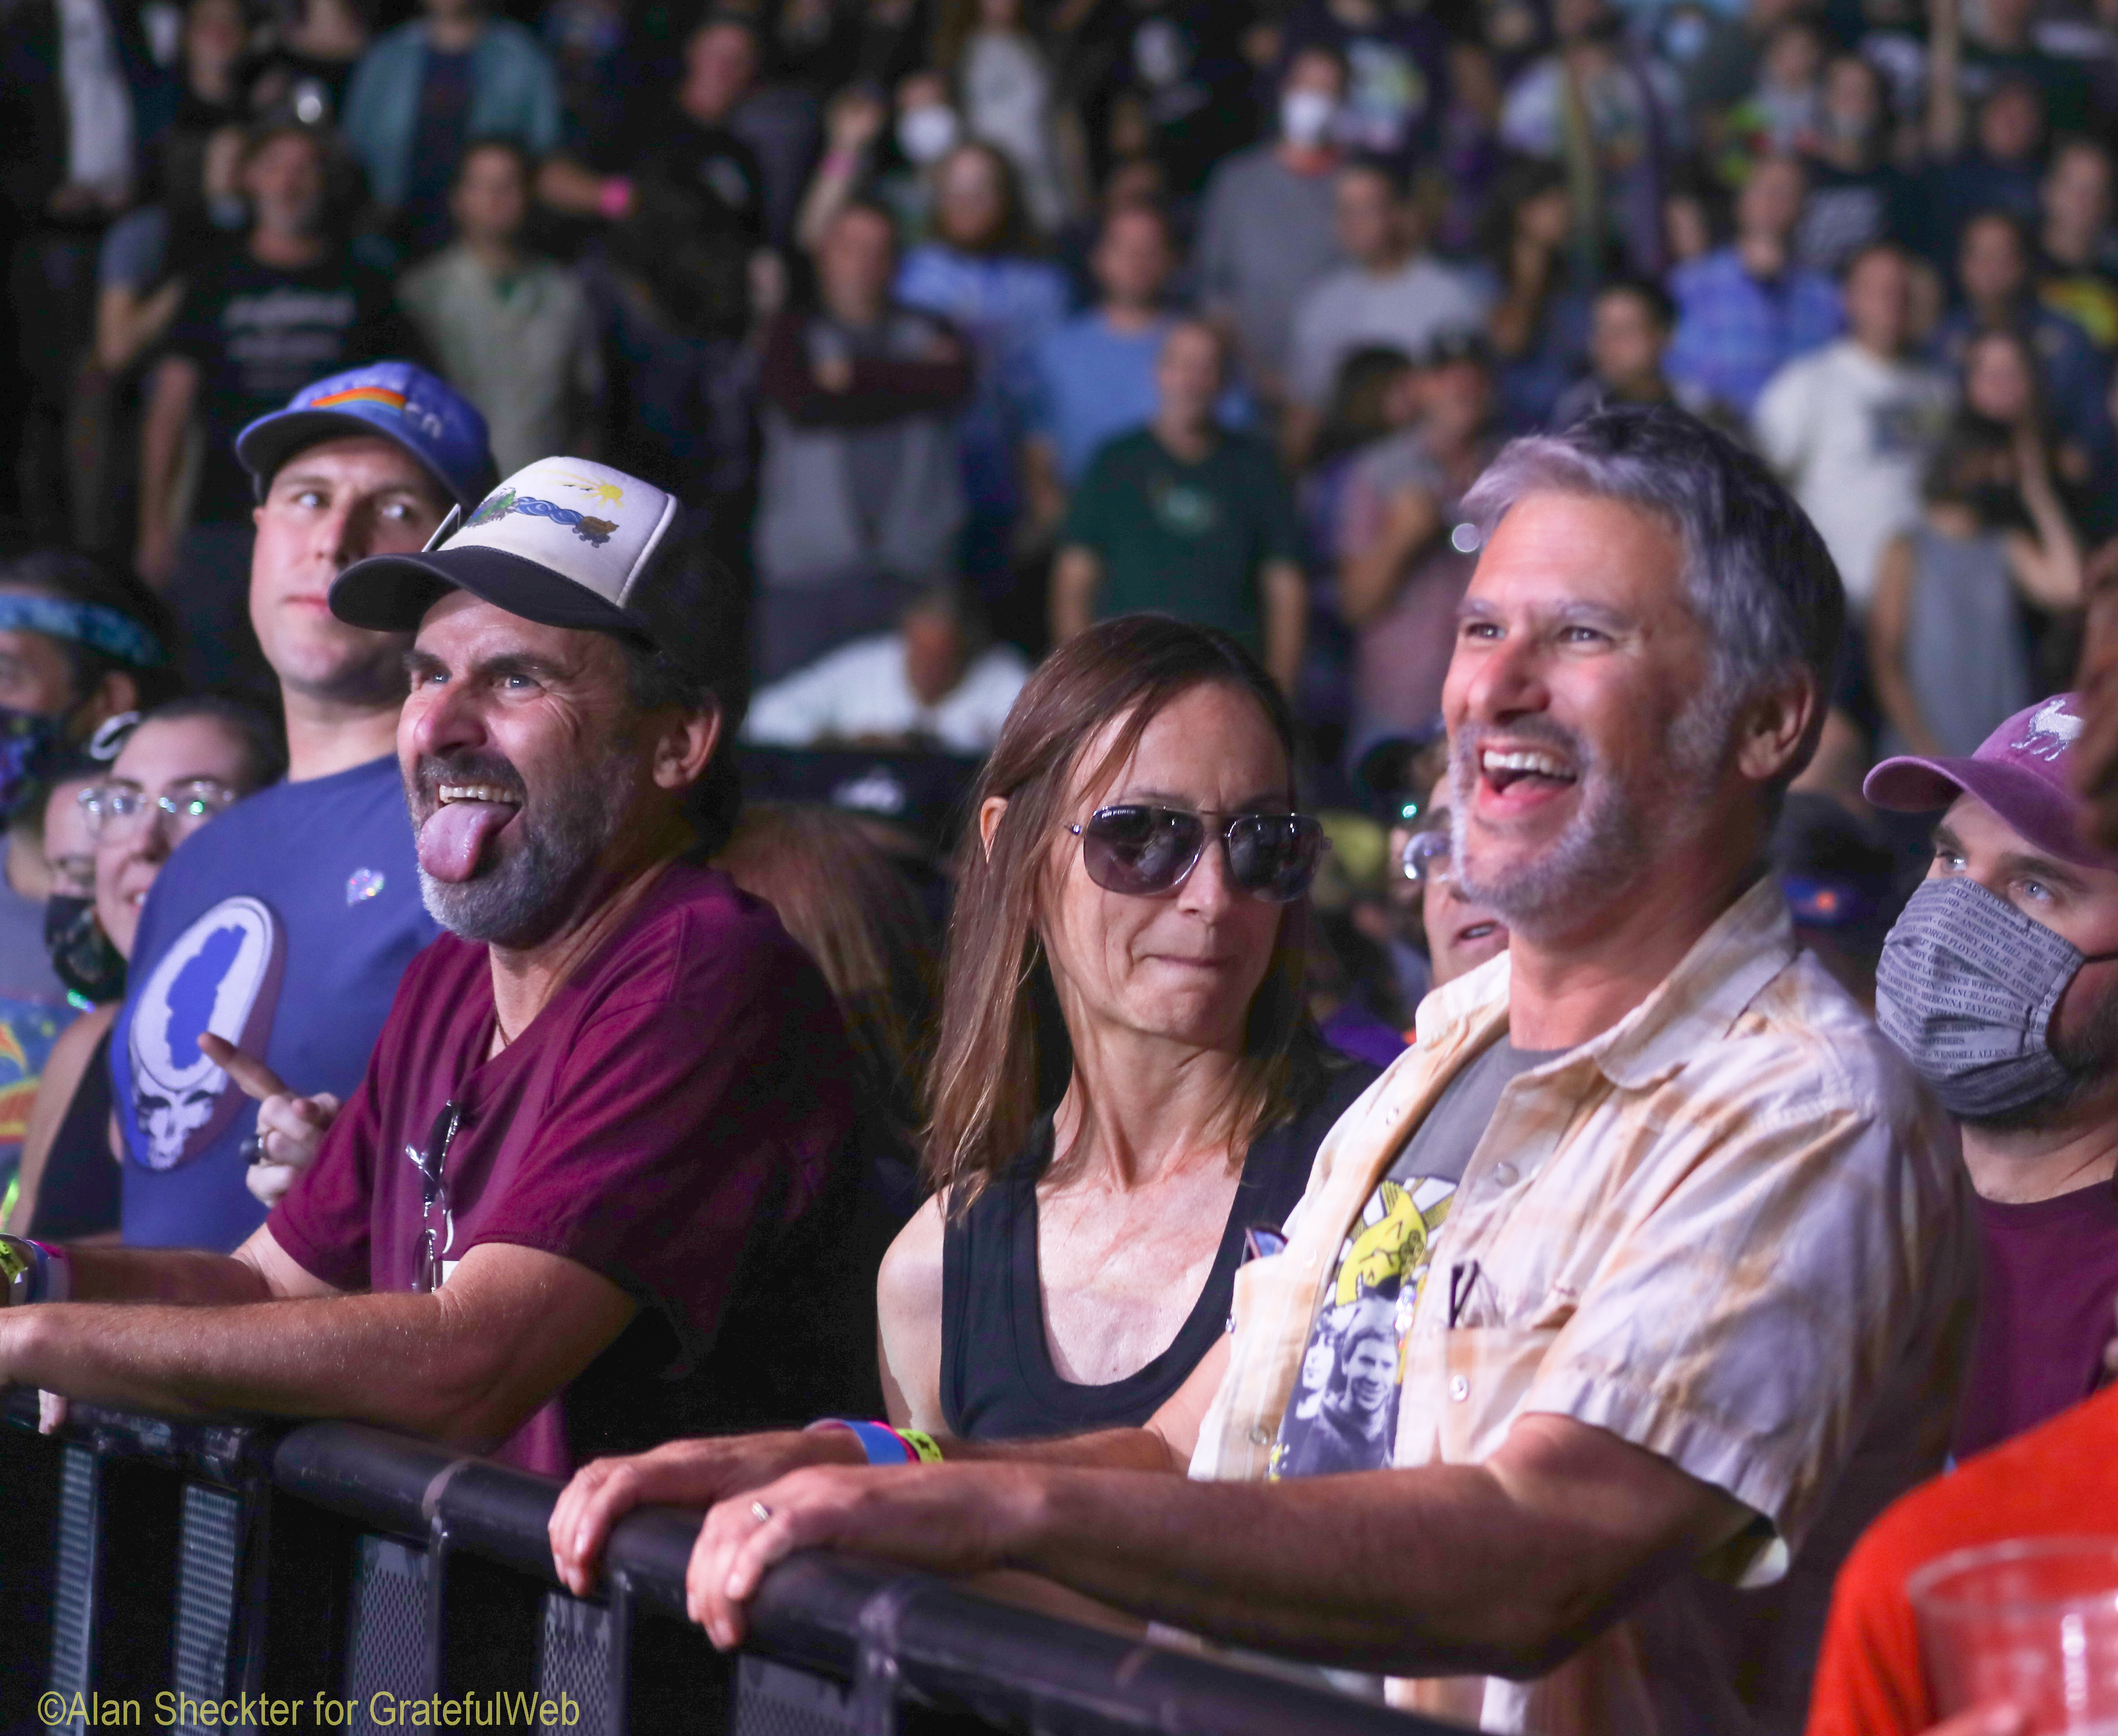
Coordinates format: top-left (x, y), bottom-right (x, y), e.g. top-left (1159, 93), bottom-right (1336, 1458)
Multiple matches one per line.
top-left (898, 103), bottom-right (962, 165)
top-left (1280, 88), bottom-right (1339, 149)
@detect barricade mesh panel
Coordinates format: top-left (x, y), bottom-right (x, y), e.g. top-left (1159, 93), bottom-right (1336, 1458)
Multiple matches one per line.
top-left (45, 1446), bottom-right (96, 1732)
top-left (537, 1593), bottom-right (616, 1736)
top-left (170, 1483), bottom-right (243, 1724)
top-left (733, 1657), bottom-right (860, 1736)
top-left (346, 1536), bottom-right (430, 1735)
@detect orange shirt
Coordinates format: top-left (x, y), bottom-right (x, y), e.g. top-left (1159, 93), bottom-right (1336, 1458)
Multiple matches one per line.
top-left (1806, 1384), bottom-right (2118, 1736)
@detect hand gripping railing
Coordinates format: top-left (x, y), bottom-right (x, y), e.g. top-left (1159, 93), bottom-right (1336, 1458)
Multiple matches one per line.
top-left (0, 1391), bottom-right (1460, 1736)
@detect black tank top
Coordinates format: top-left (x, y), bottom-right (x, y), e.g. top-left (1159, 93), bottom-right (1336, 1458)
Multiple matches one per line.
top-left (939, 1058), bottom-right (1380, 1441)
top-left (27, 1027), bottom-right (119, 1241)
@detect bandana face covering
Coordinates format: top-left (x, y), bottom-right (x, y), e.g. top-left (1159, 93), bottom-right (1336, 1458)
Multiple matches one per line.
top-left (1876, 876), bottom-right (2118, 1120)
top-left (42, 894), bottom-right (126, 1004)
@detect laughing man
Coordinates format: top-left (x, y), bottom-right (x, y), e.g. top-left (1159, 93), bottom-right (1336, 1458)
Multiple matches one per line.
top-left (547, 407), bottom-right (1977, 1735)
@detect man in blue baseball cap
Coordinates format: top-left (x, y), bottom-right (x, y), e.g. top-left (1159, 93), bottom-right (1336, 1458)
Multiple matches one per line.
top-left (111, 362), bottom-right (497, 1258)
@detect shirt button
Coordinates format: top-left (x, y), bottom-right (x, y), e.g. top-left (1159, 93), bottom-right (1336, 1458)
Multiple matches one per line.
top-left (1450, 1376), bottom-right (1469, 1402)
top-left (1491, 1161), bottom-right (1519, 1187)
top-left (1249, 1424), bottom-right (1272, 1445)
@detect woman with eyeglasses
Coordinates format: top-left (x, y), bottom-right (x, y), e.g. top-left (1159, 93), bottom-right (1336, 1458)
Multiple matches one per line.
top-left (6, 699), bottom-right (281, 1242)
top-left (550, 616), bottom-right (1377, 1597)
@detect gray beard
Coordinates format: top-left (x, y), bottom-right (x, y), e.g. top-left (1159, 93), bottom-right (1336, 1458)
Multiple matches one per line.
top-left (416, 750), bottom-right (634, 950)
top-left (1965, 975), bottom-right (2118, 1134)
top-left (1448, 687), bottom-right (1735, 942)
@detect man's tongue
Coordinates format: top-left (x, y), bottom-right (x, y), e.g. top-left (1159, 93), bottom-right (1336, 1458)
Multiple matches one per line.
top-left (418, 800), bottom-right (516, 883)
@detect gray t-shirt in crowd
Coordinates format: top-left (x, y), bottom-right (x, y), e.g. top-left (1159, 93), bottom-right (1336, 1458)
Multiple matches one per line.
top-left (1270, 1037), bottom-right (1559, 1480)
top-left (1194, 143), bottom-right (1342, 387)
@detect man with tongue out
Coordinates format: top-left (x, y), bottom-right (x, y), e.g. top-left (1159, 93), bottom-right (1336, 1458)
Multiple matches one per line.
top-left (0, 456), bottom-right (871, 1475)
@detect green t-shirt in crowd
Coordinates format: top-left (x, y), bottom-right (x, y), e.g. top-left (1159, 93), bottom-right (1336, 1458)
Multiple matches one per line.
top-left (1062, 426), bottom-right (1300, 652)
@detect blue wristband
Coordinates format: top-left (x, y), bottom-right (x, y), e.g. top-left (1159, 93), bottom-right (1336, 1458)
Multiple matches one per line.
top-left (808, 1418), bottom-right (914, 1465)
top-left (0, 1235), bottom-right (65, 1305)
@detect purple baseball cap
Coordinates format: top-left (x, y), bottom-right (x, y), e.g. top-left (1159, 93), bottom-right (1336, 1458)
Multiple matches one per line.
top-left (1864, 694), bottom-right (2118, 870)
top-left (234, 361), bottom-right (497, 511)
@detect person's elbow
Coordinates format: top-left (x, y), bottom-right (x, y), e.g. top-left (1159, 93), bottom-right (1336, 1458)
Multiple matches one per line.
top-left (397, 1310), bottom-right (544, 1451)
top-left (411, 1285), bottom-right (633, 1453)
top-left (414, 1352), bottom-right (558, 1454)
top-left (1463, 1573), bottom-right (1638, 1680)
top-left (1375, 1558), bottom-right (1640, 1681)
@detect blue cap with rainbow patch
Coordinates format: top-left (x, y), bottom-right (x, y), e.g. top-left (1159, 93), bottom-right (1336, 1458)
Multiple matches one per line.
top-left (234, 361), bottom-right (497, 510)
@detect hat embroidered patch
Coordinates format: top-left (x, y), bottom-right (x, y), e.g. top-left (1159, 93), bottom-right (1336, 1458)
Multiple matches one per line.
top-left (468, 475), bottom-right (623, 548)
top-left (234, 360), bottom-right (496, 508)
top-left (422, 457), bottom-right (678, 610)
top-left (2010, 696), bottom-right (2085, 763)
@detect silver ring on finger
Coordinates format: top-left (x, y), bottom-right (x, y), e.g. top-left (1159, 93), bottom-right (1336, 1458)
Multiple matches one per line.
top-left (749, 1500), bottom-right (773, 1525)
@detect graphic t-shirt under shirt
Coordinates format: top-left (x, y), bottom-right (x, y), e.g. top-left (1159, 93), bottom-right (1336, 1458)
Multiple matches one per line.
top-left (1271, 1037), bottom-right (1557, 1479)
top-left (115, 756), bottom-right (440, 1252)
top-left (1953, 1181), bottom-right (2118, 1459)
top-left (269, 862), bottom-right (861, 1476)
top-left (165, 243), bottom-right (410, 522)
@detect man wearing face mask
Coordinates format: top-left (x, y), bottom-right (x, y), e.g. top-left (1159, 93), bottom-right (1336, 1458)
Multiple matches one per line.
top-left (1866, 691), bottom-right (2118, 1459)
top-left (1195, 45), bottom-right (1350, 411)
top-left (1804, 690), bottom-right (2118, 1736)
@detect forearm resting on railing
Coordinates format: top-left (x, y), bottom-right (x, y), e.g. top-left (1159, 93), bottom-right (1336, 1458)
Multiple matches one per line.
top-left (3, 1241), bottom-right (636, 1451)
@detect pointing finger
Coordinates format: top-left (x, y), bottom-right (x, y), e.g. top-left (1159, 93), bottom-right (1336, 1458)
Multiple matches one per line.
top-left (199, 1033), bottom-right (288, 1102)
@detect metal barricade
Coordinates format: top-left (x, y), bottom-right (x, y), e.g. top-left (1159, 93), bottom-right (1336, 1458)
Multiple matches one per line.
top-left (1, 1392), bottom-right (1455, 1736)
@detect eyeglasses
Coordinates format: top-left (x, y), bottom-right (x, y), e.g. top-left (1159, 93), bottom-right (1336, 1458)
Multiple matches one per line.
top-left (1401, 828), bottom-right (1453, 885)
top-left (79, 778), bottom-right (239, 843)
top-left (413, 1099), bottom-right (462, 1294)
top-left (1067, 805), bottom-right (1328, 903)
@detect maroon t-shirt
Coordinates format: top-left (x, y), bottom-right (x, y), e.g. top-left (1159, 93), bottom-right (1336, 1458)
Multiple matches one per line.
top-left (270, 861), bottom-right (863, 1476)
top-left (1954, 1182), bottom-right (2118, 1461)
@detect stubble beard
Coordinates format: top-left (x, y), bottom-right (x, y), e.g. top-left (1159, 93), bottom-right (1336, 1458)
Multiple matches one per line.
top-left (1966, 975), bottom-right (2118, 1135)
top-left (1448, 687), bottom-right (1737, 943)
top-left (413, 744), bottom-right (637, 951)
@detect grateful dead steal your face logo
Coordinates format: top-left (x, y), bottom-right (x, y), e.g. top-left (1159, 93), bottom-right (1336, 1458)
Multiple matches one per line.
top-left (468, 472), bottom-right (625, 548)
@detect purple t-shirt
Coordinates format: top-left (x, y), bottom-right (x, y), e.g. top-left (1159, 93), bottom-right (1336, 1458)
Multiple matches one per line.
top-left (270, 861), bottom-right (859, 1476)
top-left (1954, 1182), bottom-right (2118, 1460)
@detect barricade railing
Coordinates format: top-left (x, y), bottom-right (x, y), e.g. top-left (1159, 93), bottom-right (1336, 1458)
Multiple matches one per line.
top-left (0, 1391), bottom-right (1456, 1736)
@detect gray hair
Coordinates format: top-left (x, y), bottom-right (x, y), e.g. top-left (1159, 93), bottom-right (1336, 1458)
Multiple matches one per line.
top-left (1460, 405), bottom-right (1845, 780)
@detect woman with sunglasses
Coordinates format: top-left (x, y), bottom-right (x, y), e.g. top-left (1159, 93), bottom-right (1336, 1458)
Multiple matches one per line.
top-left (550, 616), bottom-right (1376, 1596)
top-left (7, 699), bottom-right (281, 1242)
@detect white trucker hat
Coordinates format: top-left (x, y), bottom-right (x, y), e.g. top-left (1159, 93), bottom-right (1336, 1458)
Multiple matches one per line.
top-left (328, 456), bottom-right (722, 680)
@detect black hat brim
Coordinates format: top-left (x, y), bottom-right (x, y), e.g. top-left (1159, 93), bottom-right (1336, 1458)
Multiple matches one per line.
top-left (329, 546), bottom-right (655, 647)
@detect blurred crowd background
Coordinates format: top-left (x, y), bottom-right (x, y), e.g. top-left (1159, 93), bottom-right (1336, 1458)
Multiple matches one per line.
top-left (3, 0), bottom-right (2117, 1042)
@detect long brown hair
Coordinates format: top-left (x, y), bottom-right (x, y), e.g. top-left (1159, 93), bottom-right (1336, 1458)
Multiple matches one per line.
top-left (923, 617), bottom-right (1316, 1208)
top-left (716, 804), bottom-right (937, 1141)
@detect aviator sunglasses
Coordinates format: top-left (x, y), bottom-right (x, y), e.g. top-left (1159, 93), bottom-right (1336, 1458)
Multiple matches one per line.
top-left (1068, 805), bottom-right (1328, 903)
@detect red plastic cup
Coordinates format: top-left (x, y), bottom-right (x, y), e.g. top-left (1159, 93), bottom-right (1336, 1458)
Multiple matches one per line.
top-left (1910, 1538), bottom-right (2118, 1730)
